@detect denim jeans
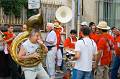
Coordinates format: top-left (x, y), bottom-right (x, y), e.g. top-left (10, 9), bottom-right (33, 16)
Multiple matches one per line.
top-left (111, 56), bottom-right (120, 79)
top-left (72, 69), bottom-right (93, 79)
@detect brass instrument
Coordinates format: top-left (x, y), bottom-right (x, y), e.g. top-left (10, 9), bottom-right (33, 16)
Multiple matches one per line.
top-left (55, 6), bottom-right (74, 69)
top-left (55, 6), bottom-right (72, 23)
top-left (10, 13), bottom-right (46, 67)
top-left (0, 31), bottom-right (6, 39)
top-left (63, 49), bottom-right (76, 70)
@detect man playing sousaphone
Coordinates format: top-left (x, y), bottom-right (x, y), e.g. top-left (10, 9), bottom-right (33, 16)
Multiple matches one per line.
top-left (18, 29), bottom-right (50, 79)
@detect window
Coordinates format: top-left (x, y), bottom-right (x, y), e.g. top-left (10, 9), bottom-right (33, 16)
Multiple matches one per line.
top-left (97, 0), bottom-right (120, 28)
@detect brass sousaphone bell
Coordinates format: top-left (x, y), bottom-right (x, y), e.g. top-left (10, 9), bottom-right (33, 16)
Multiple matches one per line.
top-left (55, 6), bottom-right (72, 23)
top-left (10, 12), bottom-right (46, 67)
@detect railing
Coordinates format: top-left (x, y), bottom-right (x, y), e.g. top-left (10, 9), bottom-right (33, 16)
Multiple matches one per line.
top-left (0, 0), bottom-right (63, 29)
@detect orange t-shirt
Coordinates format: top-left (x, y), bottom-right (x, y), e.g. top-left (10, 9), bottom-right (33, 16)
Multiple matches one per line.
top-left (64, 37), bottom-right (77, 49)
top-left (97, 33), bottom-right (114, 65)
top-left (3, 32), bottom-right (15, 47)
top-left (114, 35), bottom-right (120, 56)
top-left (89, 32), bottom-right (100, 44)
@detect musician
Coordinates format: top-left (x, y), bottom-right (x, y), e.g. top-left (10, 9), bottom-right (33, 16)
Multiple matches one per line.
top-left (54, 20), bottom-right (64, 73)
top-left (3, 25), bottom-right (16, 49)
top-left (63, 30), bottom-right (77, 79)
top-left (64, 30), bottom-right (77, 51)
top-left (3, 25), bottom-right (21, 79)
top-left (0, 29), bottom-right (10, 78)
top-left (45, 23), bottom-right (57, 79)
top-left (19, 29), bottom-right (49, 79)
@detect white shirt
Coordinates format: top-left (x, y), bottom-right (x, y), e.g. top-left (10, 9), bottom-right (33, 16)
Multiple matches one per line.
top-left (74, 37), bottom-right (97, 71)
top-left (22, 39), bottom-right (39, 55)
top-left (45, 30), bottom-right (57, 46)
top-left (22, 39), bottom-right (43, 71)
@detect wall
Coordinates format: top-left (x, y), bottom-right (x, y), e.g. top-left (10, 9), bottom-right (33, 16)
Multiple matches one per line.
top-left (81, 0), bottom-right (97, 24)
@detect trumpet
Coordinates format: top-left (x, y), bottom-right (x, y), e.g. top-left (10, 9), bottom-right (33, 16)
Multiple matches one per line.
top-left (0, 31), bottom-right (6, 39)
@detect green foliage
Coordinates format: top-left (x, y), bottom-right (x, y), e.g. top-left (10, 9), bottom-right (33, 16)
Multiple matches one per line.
top-left (0, 0), bottom-right (27, 17)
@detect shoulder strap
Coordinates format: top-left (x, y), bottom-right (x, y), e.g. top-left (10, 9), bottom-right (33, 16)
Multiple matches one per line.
top-left (103, 37), bottom-right (114, 50)
top-left (68, 37), bottom-right (77, 43)
top-left (80, 38), bottom-right (85, 45)
top-left (90, 39), bottom-right (94, 46)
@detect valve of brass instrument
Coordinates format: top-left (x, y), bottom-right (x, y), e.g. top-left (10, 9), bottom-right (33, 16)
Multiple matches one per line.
top-left (65, 50), bottom-right (75, 61)
top-left (35, 47), bottom-right (41, 59)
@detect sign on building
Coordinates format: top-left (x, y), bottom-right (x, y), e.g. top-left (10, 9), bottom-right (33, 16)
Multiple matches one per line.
top-left (28, 0), bottom-right (40, 9)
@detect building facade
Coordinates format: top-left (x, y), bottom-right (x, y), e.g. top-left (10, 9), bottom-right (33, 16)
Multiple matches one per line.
top-left (76, 0), bottom-right (120, 28)
top-left (0, 0), bottom-right (120, 34)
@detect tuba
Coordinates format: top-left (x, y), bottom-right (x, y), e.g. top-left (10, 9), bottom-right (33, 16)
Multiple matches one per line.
top-left (55, 6), bottom-right (72, 23)
top-left (10, 12), bottom-right (46, 67)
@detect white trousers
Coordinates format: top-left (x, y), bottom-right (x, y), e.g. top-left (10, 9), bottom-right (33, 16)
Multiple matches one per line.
top-left (46, 47), bottom-right (57, 79)
top-left (56, 48), bottom-right (63, 66)
top-left (24, 64), bottom-right (49, 79)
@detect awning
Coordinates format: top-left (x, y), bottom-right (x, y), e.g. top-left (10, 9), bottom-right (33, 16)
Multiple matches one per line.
top-left (41, 0), bottom-right (64, 5)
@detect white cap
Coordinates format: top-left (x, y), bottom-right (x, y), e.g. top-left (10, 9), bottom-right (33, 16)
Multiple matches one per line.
top-left (81, 22), bottom-right (88, 26)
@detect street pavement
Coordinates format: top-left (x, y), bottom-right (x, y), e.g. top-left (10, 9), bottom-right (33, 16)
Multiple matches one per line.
top-left (55, 73), bottom-right (64, 79)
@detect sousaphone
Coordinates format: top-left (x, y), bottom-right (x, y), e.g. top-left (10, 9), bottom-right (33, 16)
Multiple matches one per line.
top-left (55, 6), bottom-right (72, 23)
top-left (10, 12), bottom-right (46, 67)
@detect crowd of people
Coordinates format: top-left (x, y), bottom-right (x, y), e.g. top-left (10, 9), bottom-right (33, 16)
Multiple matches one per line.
top-left (0, 20), bottom-right (119, 79)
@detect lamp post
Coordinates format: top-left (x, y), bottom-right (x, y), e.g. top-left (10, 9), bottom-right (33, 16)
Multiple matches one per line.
top-left (77, 0), bottom-right (80, 38)
top-left (72, 0), bottom-right (75, 29)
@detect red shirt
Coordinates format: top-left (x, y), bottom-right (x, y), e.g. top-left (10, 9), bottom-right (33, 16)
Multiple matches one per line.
top-left (97, 33), bottom-right (114, 65)
top-left (3, 32), bottom-right (15, 48)
top-left (114, 35), bottom-right (120, 56)
top-left (64, 37), bottom-right (77, 49)
top-left (89, 32), bottom-right (100, 44)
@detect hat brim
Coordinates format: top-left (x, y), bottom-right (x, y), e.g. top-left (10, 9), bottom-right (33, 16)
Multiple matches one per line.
top-left (96, 25), bottom-right (110, 30)
top-left (54, 25), bottom-right (61, 28)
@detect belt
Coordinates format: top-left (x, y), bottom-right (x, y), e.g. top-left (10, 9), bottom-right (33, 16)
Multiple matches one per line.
top-left (47, 45), bottom-right (56, 51)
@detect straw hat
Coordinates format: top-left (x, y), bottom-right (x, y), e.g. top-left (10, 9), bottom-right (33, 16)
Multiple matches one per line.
top-left (54, 24), bottom-right (61, 28)
top-left (53, 20), bottom-right (61, 28)
top-left (97, 21), bottom-right (110, 30)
